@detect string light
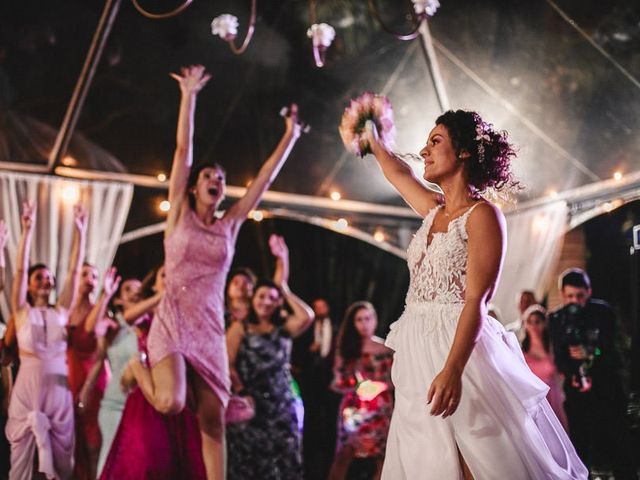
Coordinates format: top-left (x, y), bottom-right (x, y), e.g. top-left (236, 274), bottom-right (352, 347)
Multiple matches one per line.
top-left (373, 229), bottom-right (386, 242)
top-left (603, 202), bottom-right (614, 213)
top-left (547, 189), bottom-right (558, 198)
top-left (62, 155), bottom-right (78, 167)
top-left (250, 210), bottom-right (264, 222)
top-left (61, 184), bottom-right (80, 204)
top-left (334, 218), bottom-right (348, 231)
top-left (159, 200), bottom-right (171, 212)
top-left (613, 171), bottom-right (623, 181)
top-left (157, 173), bottom-right (167, 182)
top-left (330, 191), bottom-right (341, 201)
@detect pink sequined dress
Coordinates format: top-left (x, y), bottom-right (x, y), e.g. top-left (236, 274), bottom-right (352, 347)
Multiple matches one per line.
top-left (148, 209), bottom-right (236, 406)
top-left (525, 352), bottom-right (569, 432)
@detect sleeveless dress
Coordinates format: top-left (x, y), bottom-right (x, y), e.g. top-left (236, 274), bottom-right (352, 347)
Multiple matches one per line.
top-left (227, 322), bottom-right (303, 479)
top-left (6, 306), bottom-right (74, 480)
top-left (332, 350), bottom-right (394, 458)
top-left (99, 316), bottom-right (206, 480)
top-left (381, 204), bottom-right (588, 479)
top-left (148, 209), bottom-right (235, 406)
top-left (96, 312), bottom-right (139, 476)
top-left (67, 315), bottom-right (110, 480)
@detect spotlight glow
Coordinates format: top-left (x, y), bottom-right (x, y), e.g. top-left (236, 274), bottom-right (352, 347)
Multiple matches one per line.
top-left (159, 200), bottom-right (171, 212)
top-left (61, 184), bottom-right (80, 204)
top-left (330, 191), bottom-right (341, 201)
top-left (613, 171), bottom-right (623, 181)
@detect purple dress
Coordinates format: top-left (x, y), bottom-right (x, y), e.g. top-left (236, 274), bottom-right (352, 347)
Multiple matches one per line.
top-left (148, 209), bottom-right (236, 406)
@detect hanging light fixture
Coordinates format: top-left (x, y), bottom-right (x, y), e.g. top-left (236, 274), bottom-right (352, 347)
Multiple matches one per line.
top-left (210, 0), bottom-right (258, 55)
top-left (368, 0), bottom-right (440, 41)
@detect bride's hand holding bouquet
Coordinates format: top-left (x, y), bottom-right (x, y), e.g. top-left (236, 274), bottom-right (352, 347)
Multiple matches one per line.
top-left (339, 92), bottom-right (395, 157)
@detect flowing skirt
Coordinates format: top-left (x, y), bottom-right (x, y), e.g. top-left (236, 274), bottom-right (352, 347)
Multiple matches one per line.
top-left (382, 302), bottom-right (588, 480)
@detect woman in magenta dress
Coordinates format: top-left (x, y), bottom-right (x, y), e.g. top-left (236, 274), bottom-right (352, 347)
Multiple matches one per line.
top-left (125, 64), bottom-right (303, 479)
top-left (522, 304), bottom-right (569, 432)
top-left (67, 262), bottom-right (111, 480)
top-left (100, 266), bottom-right (206, 480)
top-left (329, 302), bottom-right (394, 480)
top-left (6, 202), bottom-right (87, 479)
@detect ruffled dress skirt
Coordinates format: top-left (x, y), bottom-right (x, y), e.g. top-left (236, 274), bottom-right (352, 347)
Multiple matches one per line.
top-left (381, 302), bottom-right (588, 480)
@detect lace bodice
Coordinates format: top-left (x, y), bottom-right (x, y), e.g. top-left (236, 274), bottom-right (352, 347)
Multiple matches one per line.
top-left (405, 204), bottom-right (480, 305)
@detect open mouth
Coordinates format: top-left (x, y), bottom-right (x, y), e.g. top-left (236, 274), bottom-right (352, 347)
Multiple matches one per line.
top-left (207, 187), bottom-right (219, 196)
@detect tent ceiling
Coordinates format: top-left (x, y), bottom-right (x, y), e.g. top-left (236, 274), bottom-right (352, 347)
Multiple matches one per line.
top-left (1, 0), bottom-right (639, 216)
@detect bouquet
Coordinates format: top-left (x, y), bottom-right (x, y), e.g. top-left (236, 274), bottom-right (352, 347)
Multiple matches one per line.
top-left (339, 92), bottom-right (395, 157)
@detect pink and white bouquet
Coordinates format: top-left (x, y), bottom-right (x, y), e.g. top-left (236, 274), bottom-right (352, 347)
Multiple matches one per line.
top-left (339, 92), bottom-right (395, 157)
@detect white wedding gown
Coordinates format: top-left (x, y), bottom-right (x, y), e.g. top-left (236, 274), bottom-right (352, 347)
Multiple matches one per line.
top-left (381, 204), bottom-right (587, 480)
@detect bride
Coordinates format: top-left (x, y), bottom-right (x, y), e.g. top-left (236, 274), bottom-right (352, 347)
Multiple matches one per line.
top-left (364, 111), bottom-right (587, 479)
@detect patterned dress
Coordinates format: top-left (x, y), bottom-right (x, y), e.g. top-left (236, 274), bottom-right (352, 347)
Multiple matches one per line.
top-left (332, 350), bottom-right (394, 458)
top-left (227, 322), bottom-right (302, 479)
top-left (381, 203), bottom-right (587, 479)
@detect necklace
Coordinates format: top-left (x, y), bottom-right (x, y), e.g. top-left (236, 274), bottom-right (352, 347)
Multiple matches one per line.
top-left (442, 203), bottom-right (473, 218)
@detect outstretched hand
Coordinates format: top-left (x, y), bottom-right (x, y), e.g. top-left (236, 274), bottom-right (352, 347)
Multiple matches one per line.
top-left (73, 204), bottom-right (88, 233)
top-left (170, 65), bottom-right (212, 95)
top-left (269, 234), bottom-right (289, 260)
top-left (362, 120), bottom-right (384, 154)
top-left (102, 267), bottom-right (121, 300)
top-left (21, 202), bottom-right (36, 232)
top-left (283, 103), bottom-right (302, 139)
top-left (427, 367), bottom-right (462, 418)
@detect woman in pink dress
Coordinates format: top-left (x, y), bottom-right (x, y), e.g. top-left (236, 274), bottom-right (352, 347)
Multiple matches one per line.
top-left (125, 64), bottom-right (303, 479)
top-left (6, 202), bottom-right (87, 479)
top-left (522, 304), bottom-right (569, 431)
top-left (67, 262), bottom-right (111, 480)
top-left (100, 265), bottom-right (206, 480)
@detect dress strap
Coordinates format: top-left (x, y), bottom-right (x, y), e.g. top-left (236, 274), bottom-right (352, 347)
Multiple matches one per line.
top-left (461, 201), bottom-right (484, 223)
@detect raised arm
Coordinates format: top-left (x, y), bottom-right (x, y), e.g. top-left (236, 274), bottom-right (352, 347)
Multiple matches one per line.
top-left (11, 202), bottom-right (36, 313)
top-left (225, 104), bottom-right (302, 227)
top-left (0, 220), bottom-right (7, 293)
top-left (269, 234), bottom-right (289, 288)
top-left (282, 283), bottom-right (314, 338)
top-left (226, 321), bottom-right (246, 394)
top-left (363, 121), bottom-right (438, 217)
top-left (166, 65), bottom-right (211, 236)
top-left (57, 204), bottom-right (88, 310)
top-left (123, 291), bottom-right (162, 325)
top-left (427, 203), bottom-right (505, 418)
top-left (78, 337), bottom-right (107, 411)
top-left (84, 267), bottom-right (121, 333)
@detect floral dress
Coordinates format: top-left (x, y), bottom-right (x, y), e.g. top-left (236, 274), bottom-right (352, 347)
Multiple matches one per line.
top-left (332, 350), bottom-right (394, 458)
top-left (226, 322), bottom-right (302, 480)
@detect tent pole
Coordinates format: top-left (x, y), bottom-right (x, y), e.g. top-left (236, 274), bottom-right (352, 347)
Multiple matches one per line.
top-left (47, 0), bottom-right (123, 172)
top-left (417, 21), bottom-right (450, 113)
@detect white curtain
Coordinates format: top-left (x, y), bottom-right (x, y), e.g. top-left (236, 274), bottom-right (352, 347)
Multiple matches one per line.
top-left (0, 171), bottom-right (133, 321)
top-left (492, 201), bottom-right (568, 326)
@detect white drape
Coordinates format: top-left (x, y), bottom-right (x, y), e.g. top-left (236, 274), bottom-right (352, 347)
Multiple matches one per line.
top-left (492, 201), bottom-right (568, 326)
top-left (0, 171), bottom-right (133, 321)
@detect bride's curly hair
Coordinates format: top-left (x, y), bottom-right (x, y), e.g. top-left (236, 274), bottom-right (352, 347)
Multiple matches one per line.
top-left (435, 110), bottom-right (519, 194)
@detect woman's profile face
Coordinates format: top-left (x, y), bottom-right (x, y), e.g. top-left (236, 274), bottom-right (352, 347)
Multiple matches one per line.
top-left (354, 307), bottom-right (377, 339)
top-left (419, 124), bottom-right (463, 184)
top-left (193, 167), bottom-right (226, 209)
top-left (252, 286), bottom-right (281, 320)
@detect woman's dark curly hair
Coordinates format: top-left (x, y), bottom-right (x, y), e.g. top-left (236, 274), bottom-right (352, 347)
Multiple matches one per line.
top-left (186, 161), bottom-right (226, 210)
top-left (337, 301), bottom-right (376, 365)
top-left (247, 279), bottom-right (285, 327)
top-left (435, 110), bottom-right (519, 194)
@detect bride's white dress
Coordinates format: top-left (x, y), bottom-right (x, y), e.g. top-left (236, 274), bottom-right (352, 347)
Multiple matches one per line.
top-left (382, 204), bottom-right (587, 479)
